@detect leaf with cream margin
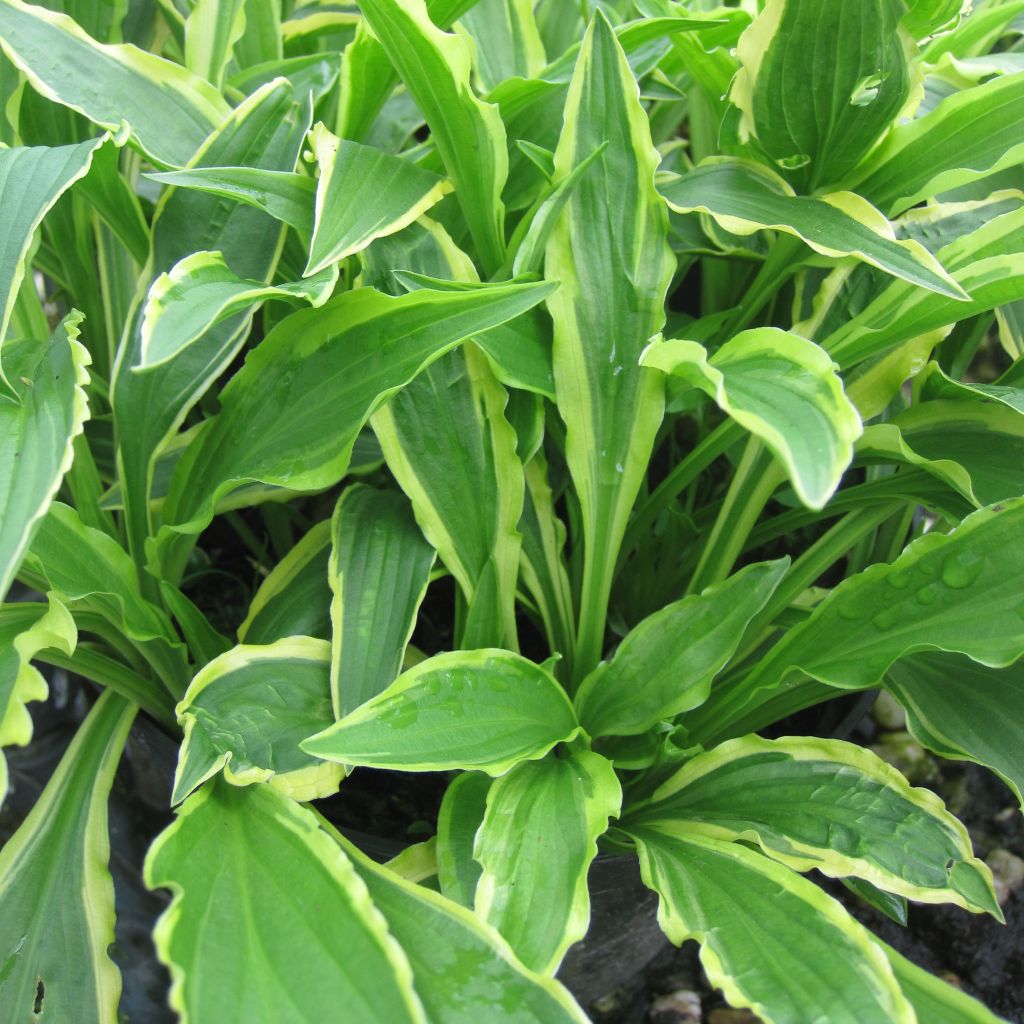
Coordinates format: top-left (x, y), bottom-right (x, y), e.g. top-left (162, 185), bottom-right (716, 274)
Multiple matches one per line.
top-left (358, 0), bottom-right (508, 274)
top-left (144, 780), bottom-right (426, 1024)
top-left (157, 280), bottom-right (555, 556)
top-left (0, 138), bottom-right (103, 387)
top-left (325, 815), bottom-right (591, 1024)
top-left (544, 12), bottom-right (674, 677)
top-left (328, 485), bottom-right (435, 718)
top-left (0, 313), bottom-right (90, 597)
top-left (0, 596), bottom-right (76, 804)
top-left (436, 770), bottom-right (491, 907)
top-left (886, 652), bottom-right (1024, 810)
top-left (237, 519), bottom-right (332, 645)
top-left (184, 0), bottom-right (245, 89)
top-left (740, 498), bottom-right (1024, 697)
top-left (658, 160), bottom-right (967, 300)
top-left (474, 748), bottom-right (621, 974)
top-left (305, 123), bottom-right (452, 276)
top-left (0, 0), bottom-right (228, 166)
top-left (642, 330), bottom-right (863, 509)
top-left (575, 559), bottom-right (788, 738)
top-left (632, 735), bottom-right (999, 916)
top-left (629, 826), bottom-right (915, 1024)
top-left (171, 637), bottom-right (342, 805)
top-left (137, 250), bottom-right (337, 369)
top-left (0, 691), bottom-right (134, 1024)
top-left (302, 649), bottom-right (579, 775)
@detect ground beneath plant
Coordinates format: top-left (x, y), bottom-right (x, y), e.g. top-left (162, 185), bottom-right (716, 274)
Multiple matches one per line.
top-left (2, 680), bottom-right (1021, 1023)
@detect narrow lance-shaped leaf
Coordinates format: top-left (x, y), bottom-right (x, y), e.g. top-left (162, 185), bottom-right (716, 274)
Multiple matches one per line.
top-left (659, 160), bottom-right (967, 300)
top-left (0, 596), bottom-right (76, 804)
top-left (642, 329), bottom-right (863, 509)
top-left (302, 649), bottom-right (580, 775)
top-left (629, 826), bottom-right (914, 1024)
top-left (741, 498), bottom-right (1024, 697)
top-left (0, 691), bottom-right (135, 1024)
top-left (729, 0), bottom-right (913, 190)
top-left (306, 122), bottom-right (453, 276)
top-left (144, 781), bottom-right (426, 1024)
top-left (0, 313), bottom-right (90, 597)
top-left (633, 735), bottom-right (999, 916)
top-left (138, 250), bottom-right (337, 369)
top-left (0, 0), bottom-right (229, 166)
top-left (184, 0), bottom-right (246, 89)
top-left (436, 771), bottom-right (491, 907)
top-left (329, 485), bottom-right (435, 718)
top-left (358, 0), bottom-right (508, 274)
top-left (0, 138), bottom-right (104, 386)
top-left (886, 652), bottom-right (1024, 809)
top-left (325, 814), bottom-right (591, 1024)
top-left (575, 559), bottom-right (788, 738)
top-left (171, 637), bottom-right (343, 805)
top-left (157, 280), bottom-right (554, 563)
top-left (237, 519), bottom-right (332, 645)
top-left (545, 12), bottom-right (674, 677)
top-left (458, 0), bottom-right (546, 92)
top-left (474, 748), bottom-right (621, 974)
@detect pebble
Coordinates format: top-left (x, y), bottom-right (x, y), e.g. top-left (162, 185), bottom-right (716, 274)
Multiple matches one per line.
top-left (871, 691), bottom-right (907, 731)
top-left (870, 731), bottom-right (939, 784)
top-left (707, 1009), bottom-right (764, 1024)
top-left (985, 848), bottom-right (1024, 906)
top-left (649, 989), bottom-right (701, 1023)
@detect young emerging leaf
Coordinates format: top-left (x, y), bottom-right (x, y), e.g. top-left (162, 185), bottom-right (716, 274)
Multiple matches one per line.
top-left (172, 637), bottom-right (342, 805)
top-left (301, 649), bottom-right (580, 775)
top-left (576, 559), bottom-right (788, 738)
top-left (436, 770), bottom-right (491, 907)
top-left (145, 781), bottom-right (426, 1024)
top-left (634, 735), bottom-right (999, 916)
top-left (474, 748), bottom-right (621, 974)
top-left (630, 826), bottom-right (915, 1024)
top-left (642, 330), bottom-right (862, 509)
top-left (0, 691), bottom-right (134, 1024)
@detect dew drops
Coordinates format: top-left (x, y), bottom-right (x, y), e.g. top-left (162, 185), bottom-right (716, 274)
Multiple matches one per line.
top-left (887, 567), bottom-right (912, 590)
top-left (872, 607), bottom-right (899, 631)
top-left (940, 553), bottom-right (983, 590)
top-left (915, 583), bottom-right (939, 606)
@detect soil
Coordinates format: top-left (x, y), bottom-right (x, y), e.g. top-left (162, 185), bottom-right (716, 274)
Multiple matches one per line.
top-left (3, 677), bottom-right (1021, 1023)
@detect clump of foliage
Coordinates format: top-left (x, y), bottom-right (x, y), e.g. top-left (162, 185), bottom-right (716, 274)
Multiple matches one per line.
top-left (1, 0), bottom-right (1023, 1020)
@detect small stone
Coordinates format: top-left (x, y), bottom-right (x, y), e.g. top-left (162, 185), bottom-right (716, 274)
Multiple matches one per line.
top-left (986, 848), bottom-right (1024, 906)
top-left (707, 1009), bottom-right (764, 1024)
top-left (649, 989), bottom-right (701, 1024)
top-left (872, 691), bottom-right (906, 731)
top-left (870, 731), bottom-right (939, 784)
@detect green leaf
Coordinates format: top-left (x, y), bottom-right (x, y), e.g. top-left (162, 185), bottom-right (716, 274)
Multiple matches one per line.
top-left (328, 485), bottom-right (435, 717)
top-left (545, 11), bottom-right (674, 676)
top-left (901, 0), bottom-right (967, 39)
top-left (329, 819), bottom-right (590, 1024)
top-left (848, 71), bottom-right (1024, 216)
top-left (237, 519), bottom-right (332, 645)
top-left (111, 80), bottom-right (313, 571)
top-left (184, 0), bottom-right (245, 88)
top-left (0, 691), bottom-right (134, 1024)
top-left (630, 826), bottom-right (914, 1024)
top-left (158, 280), bottom-right (555, 552)
top-left (172, 636), bottom-right (342, 805)
top-left (0, 596), bottom-right (76, 803)
top-left (0, 314), bottom-right (90, 597)
top-left (144, 781), bottom-right (426, 1024)
top-left (306, 123), bottom-right (452, 275)
top-left (301, 649), bottom-right (580, 774)
top-left (576, 559), bottom-right (788, 738)
top-left (635, 735), bottom-right (999, 916)
top-left (886, 652), bottom-right (1024, 809)
top-left (730, 0), bottom-right (912, 190)
top-left (359, 0), bottom-right (508, 273)
top-left (0, 0), bottom-right (229, 166)
top-left (436, 770), bottom-right (491, 907)
top-left (138, 250), bottom-right (337, 369)
top-left (23, 502), bottom-right (189, 694)
top-left (659, 159), bottom-right (967, 300)
top-left (372, 340), bottom-right (524, 649)
top-left (474, 748), bottom-right (621, 973)
top-left (144, 165), bottom-right (316, 233)
top-left (642, 329), bottom-right (863, 509)
top-left (916, 359), bottom-right (1024, 416)
top-left (742, 499), bottom-right (1024, 695)
top-left (880, 939), bottom-right (1008, 1024)
top-left (0, 138), bottom-right (103, 375)
top-left (458, 0), bottom-right (546, 92)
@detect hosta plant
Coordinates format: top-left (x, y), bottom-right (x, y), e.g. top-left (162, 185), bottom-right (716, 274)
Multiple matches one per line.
top-left (2, 0), bottom-right (1024, 1020)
